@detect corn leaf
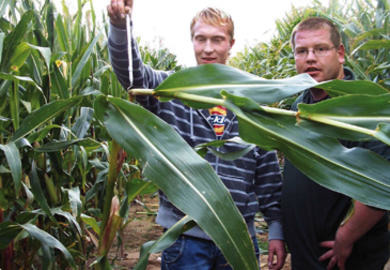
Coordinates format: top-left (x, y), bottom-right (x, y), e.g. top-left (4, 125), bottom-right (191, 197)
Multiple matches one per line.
top-left (54, 15), bottom-right (69, 56)
top-left (51, 64), bottom-right (69, 99)
top-left (0, 222), bottom-right (22, 249)
top-left (11, 96), bottom-right (82, 141)
top-left (152, 64), bottom-right (388, 106)
top-left (28, 43), bottom-right (51, 72)
top-left (0, 142), bottom-right (21, 194)
top-left (0, 0), bottom-right (11, 18)
top-left (1, 10), bottom-right (34, 71)
top-left (154, 63), bottom-right (318, 105)
top-left (221, 92), bottom-right (390, 210)
top-left (297, 94), bottom-right (390, 144)
top-left (134, 215), bottom-right (196, 270)
top-left (20, 223), bottom-right (76, 268)
top-left (0, 32), bottom-right (5, 64)
top-left (30, 162), bottom-right (56, 223)
top-left (34, 139), bottom-right (87, 152)
top-left (94, 95), bottom-right (259, 270)
top-left (316, 79), bottom-right (389, 97)
top-left (71, 32), bottom-right (102, 88)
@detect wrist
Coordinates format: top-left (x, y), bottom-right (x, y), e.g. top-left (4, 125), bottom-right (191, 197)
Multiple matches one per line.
top-left (336, 223), bottom-right (357, 246)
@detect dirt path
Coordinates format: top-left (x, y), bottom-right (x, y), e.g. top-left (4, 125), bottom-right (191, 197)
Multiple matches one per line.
top-left (108, 195), bottom-right (291, 269)
top-left (108, 195), bottom-right (390, 270)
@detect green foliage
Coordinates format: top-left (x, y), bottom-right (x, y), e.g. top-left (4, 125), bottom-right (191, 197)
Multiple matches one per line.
top-left (0, 0), bottom-right (162, 268)
top-left (230, 0), bottom-right (390, 89)
top-left (0, 0), bottom-right (389, 269)
top-left (138, 37), bottom-right (183, 72)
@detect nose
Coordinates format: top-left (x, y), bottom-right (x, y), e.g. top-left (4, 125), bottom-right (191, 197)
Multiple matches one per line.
top-left (204, 40), bottom-right (214, 53)
top-left (306, 49), bottom-right (317, 61)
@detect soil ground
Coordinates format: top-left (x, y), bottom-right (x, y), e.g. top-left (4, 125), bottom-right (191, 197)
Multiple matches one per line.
top-left (107, 194), bottom-right (291, 269)
top-left (108, 194), bottom-right (390, 270)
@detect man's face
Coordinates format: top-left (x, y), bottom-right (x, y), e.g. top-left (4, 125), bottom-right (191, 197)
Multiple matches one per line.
top-left (192, 20), bottom-right (235, 65)
top-left (293, 27), bottom-right (345, 82)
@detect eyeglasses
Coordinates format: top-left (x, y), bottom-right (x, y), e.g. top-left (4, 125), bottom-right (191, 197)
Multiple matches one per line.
top-left (294, 46), bottom-right (336, 58)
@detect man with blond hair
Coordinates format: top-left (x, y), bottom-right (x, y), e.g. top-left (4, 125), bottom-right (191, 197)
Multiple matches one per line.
top-left (107, 1), bottom-right (286, 269)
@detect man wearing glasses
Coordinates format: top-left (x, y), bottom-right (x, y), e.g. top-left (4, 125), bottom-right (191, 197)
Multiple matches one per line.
top-left (281, 17), bottom-right (389, 270)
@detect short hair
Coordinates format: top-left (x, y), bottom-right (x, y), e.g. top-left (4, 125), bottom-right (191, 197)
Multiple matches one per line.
top-left (190, 7), bottom-right (234, 41)
top-left (291, 17), bottom-right (342, 49)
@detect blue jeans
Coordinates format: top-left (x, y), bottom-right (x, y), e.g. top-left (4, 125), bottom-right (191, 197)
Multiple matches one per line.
top-left (161, 235), bottom-right (260, 270)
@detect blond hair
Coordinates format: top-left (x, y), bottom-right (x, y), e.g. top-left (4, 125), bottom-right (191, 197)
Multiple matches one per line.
top-left (190, 7), bottom-right (234, 41)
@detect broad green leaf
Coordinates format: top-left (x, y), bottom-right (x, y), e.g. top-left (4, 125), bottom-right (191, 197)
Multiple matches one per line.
top-left (51, 208), bottom-right (82, 235)
top-left (94, 95), bottom-right (259, 270)
top-left (20, 223), bottom-right (76, 268)
top-left (81, 214), bottom-right (100, 235)
top-left (0, 165), bottom-right (10, 173)
top-left (45, 2), bottom-right (55, 47)
top-left (51, 63), bottom-right (69, 99)
top-left (30, 162), bottom-right (56, 223)
top-left (153, 64), bottom-right (318, 105)
top-left (55, 15), bottom-right (69, 55)
top-left (377, 123), bottom-right (390, 146)
top-left (207, 144), bottom-right (256, 161)
top-left (72, 107), bottom-right (94, 138)
top-left (63, 187), bottom-right (82, 218)
top-left (134, 215), bottom-right (196, 270)
top-left (0, 116), bottom-right (9, 122)
top-left (71, 32), bottom-right (102, 87)
top-left (34, 138), bottom-right (87, 152)
top-left (142, 64), bottom-right (388, 108)
top-left (221, 92), bottom-right (390, 210)
top-left (0, 142), bottom-right (22, 194)
top-left (11, 96), bottom-right (82, 141)
top-left (1, 11), bottom-right (34, 71)
top-left (194, 137), bottom-right (255, 160)
top-left (0, 0), bottom-right (11, 18)
top-left (125, 179), bottom-right (156, 203)
top-left (298, 94), bottom-right (390, 144)
top-left (316, 79), bottom-right (389, 97)
top-left (0, 32), bottom-right (5, 63)
top-left (30, 207), bottom-right (82, 236)
top-left (345, 57), bottom-right (371, 81)
top-left (0, 73), bottom-right (43, 93)
top-left (10, 42), bottom-right (31, 70)
top-left (0, 222), bottom-right (22, 249)
top-left (352, 40), bottom-right (390, 55)
top-left (28, 43), bottom-right (51, 72)
top-left (10, 79), bottom-right (20, 130)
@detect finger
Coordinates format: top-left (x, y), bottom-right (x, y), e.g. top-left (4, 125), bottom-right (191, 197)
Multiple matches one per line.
top-left (268, 251), bottom-right (274, 266)
top-left (319, 250), bottom-right (333, 261)
top-left (112, 0), bottom-right (125, 16)
top-left (338, 258), bottom-right (346, 270)
top-left (320, 241), bottom-right (334, 248)
top-left (125, 0), bottom-right (133, 9)
top-left (327, 257), bottom-right (337, 270)
top-left (276, 250), bottom-right (286, 269)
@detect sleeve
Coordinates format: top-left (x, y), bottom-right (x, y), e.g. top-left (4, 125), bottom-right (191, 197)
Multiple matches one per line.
top-left (107, 23), bottom-right (171, 90)
top-left (254, 149), bottom-right (284, 240)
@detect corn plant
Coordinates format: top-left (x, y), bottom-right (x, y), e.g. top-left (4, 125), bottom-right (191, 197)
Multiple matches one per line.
top-left (230, 0), bottom-right (390, 88)
top-left (0, 0), bottom-right (157, 268)
top-left (0, 0), bottom-right (389, 270)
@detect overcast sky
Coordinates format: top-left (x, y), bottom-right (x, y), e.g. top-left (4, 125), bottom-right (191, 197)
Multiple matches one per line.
top-left (68, 0), bottom-right (330, 66)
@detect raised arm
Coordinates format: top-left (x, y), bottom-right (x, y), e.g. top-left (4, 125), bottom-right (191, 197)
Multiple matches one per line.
top-left (107, 0), bottom-right (170, 91)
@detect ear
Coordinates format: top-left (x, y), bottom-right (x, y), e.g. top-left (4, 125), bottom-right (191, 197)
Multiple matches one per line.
top-left (337, 44), bottom-right (345, 65)
top-left (230, 38), bottom-right (235, 49)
